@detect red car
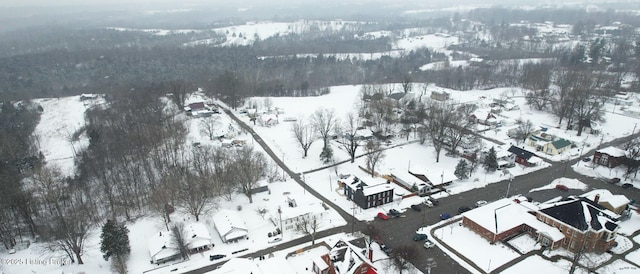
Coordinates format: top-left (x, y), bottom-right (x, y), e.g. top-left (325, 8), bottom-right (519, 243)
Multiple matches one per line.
top-left (377, 212), bottom-right (389, 220)
top-left (555, 184), bottom-right (569, 191)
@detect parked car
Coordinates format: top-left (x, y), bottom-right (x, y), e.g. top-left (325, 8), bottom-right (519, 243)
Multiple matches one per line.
top-left (428, 197), bottom-right (440, 206)
top-left (458, 206), bottom-right (472, 214)
top-left (380, 244), bottom-right (393, 256)
top-left (555, 184), bottom-right (569, 191)
top-left (582, 157), bottom-right (591, 162)
top-left (423, 198), bottom-right (434, 207)
top-left (209, 254), bottom-right (226, 261)
top-left (268, 237), bottom-right (282, 243)
top-left (411, 204), bottom-right (422, 212)
top-left (413, 233), bottom-right (427, 241)
top-left (423, 239), bottom-right (435, 249)
top-left (475, 200), bottom-right (488, 207)
top-left (388, 209), bottom-right (401, 217)
top-left (622, 183), bottom-right (634, 189)
top-left (377, 212), bottom-right (389, 220)
top-left (610, 177), bottom-right (621, 184)
top-left (440, 213), bottom-right (451, 220)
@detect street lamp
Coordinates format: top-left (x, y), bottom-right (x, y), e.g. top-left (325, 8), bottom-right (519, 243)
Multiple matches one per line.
top-left (505, 174), bottom-right (512, 198)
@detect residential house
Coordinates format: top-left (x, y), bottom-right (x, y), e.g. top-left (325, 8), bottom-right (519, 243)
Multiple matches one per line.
top-left (314, 238), bottom-right (377, 274)
top-left (148, 231), bottom-right (181, 264)
top-left (462, 196), bottom-right (565, 247)
top-left (593, 146), bottom-right (627, 168)
top-left (507, 146), bottom-right (541, 167)
top-left (272, 203), bottom-right (326, 231)
top-left (581, 189), bottom-right (631, 215)
top-left (389, 172), bottom-right (433, 195)
top-left (526, 134), bottom-right (553, 152)
top-left (185, 222), bottom-right (213, 253)
top-left (430, 90), bottom-right (450, 101)
top-left (214, 257), bottom-right (296, 274)
top-left (212, 209), bottom-right (249, 243)
top-left (543, 139), bottom-right (573, 155)
top-left (537, 197), bottom-right (619, 253)
top-left (341, 175), bottom-right (394, 209)
top-left (259, 113), bottom-right (278, 127)
top-left (469, 111), bottom-right (497, 126)
top-left (408, 165), bottom-right (457, 189)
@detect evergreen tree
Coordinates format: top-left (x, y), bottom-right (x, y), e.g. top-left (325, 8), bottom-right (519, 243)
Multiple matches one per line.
top-left (483, 147), bottom-right (498, 173)
top-left (319, 145), bottom-right (333, 164)
top-left (100, 220), bottom-right (131, 261)
top-left (454, 159), bottom-right (469, 179)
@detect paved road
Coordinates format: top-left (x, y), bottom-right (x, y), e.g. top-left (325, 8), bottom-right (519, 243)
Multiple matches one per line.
top-left (188, 106), bottom-right (640, 274)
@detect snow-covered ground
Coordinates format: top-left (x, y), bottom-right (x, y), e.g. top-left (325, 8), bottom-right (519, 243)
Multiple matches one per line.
top-left (8, 67), bottom-right (640, 273)
top-left (432, 220), bottom-right (520, 273)
top-left (502, 255), bottom-right (578, 274)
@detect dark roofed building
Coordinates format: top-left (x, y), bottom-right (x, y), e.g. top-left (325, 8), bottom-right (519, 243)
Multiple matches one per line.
top-left (536, 197), bottom-right (619, 253)
top-left (507, 146), bottom-right (538, 166)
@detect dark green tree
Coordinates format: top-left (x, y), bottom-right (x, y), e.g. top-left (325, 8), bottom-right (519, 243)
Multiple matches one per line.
top-left (319, 145), bottom-right (333, 164)
top-left (100, 220), bottom-right (130, 264)
top-left (454, 159), bottom-right (469, 179)
top-left (483, 147), bottom-right (498, 173)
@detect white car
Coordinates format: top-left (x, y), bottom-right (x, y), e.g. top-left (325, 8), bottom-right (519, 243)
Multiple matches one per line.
top-left (268, 237), bottom-right (282, 244)
top-left (423, 198), bottom-right (434, 207)
top-left (475, 200), bottom-right (488, 207)
top-left (423, 239), bottom-right (435, 249)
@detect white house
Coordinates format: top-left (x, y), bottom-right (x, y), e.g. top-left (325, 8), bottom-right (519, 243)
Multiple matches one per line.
top-left (185, 222), bottom-right (213, 252)
top-left (272, 203), bottom-right (326, 231)
top-left (213, 209), bottom-right (249, 243)
top-left (148, 231), bottom-right (180, 264)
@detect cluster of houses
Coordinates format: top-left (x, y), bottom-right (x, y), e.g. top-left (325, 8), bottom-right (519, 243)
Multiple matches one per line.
top-left (461, 189), bottom-right (632, 253)
top-left (184, 101), bottom-right (220, 117)
top-left (209, 236), bottom-right (379, 274)
top-left (148, 199), bottom-right (329, 265)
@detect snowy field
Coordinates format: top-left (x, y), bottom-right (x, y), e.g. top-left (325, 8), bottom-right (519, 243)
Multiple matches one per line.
top-left (502, 255), bottom-right (577, 274)
top-left (432, 220), bottom-right (521, 273)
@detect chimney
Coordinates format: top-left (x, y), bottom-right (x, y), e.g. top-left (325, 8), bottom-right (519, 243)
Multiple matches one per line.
top-left (594, 194), bottom-right (600, 204)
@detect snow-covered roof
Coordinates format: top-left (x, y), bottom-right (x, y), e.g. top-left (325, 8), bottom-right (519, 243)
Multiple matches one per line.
top-left (330, 238), bottom-right (376, 274)
top-left (596, 146), bottom-right (626, 157)
top-left (463, 197), bottom-right (565, 241)
top-left (581, 189), bottom-right (630, 209)
top-left (214, 258), bottom-right (261, 274)
top-left (278, 203), bottom-right (325, 220)
top-left (408, 165), bottom-right (457, 185)
top-left (147, 231), bottom-right (178, 262)
top-left (538, 198), bottom-right (619, 232)
top-left (185, 222), bottom-right (212, 249)
top-left (362, 183), bottom-right (394, 196)
top-left (212, 209), bottom-right (248, 239)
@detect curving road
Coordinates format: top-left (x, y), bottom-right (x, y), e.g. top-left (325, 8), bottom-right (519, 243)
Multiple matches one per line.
top-left (187, 106), bottom-right (640, 274)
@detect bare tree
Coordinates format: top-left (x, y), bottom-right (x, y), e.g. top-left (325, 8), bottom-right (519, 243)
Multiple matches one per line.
top-left (200, 116), bottom-right (221, 140)
top-left (292, 117), bottom-right (316, 157)
top-left (174, 165), bottom-right (216, 222)
top-left (149, 185), bottom-right (174, 231)
top-left (423, 100), bottom-right (454, 162)
top-left (401, 74), bottom-right (412, 93)
top-left (365, 141), bottom-right (385, 177)
top-left (312, 108), bottom-right (338, 150)
top-left (522, 62), bottom-right (553, 111)
top-left (368, 98), bottom-right (396, 136)
top-left (388, 245), bottom-right (417, 274)
top-left (340, 112), bottom-right (361, 163)
top-left (445, 104), bottom-right (476, 153)
top-left (234, 146), bottom-right (267, 203)
top-left (171, 222), bottom-right (189, 260)
top-left (34, 166), bottom-right (92, 265)
top-left (167, 80), bottom-right (192, 110)
top-left (513, 119), bottom-right (536, 144)
top-left (296, 216), bottom-right (320, 245)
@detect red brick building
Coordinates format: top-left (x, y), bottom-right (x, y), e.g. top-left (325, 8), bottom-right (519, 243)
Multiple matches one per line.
top-left (536, 197), bottom-right (620, 253)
